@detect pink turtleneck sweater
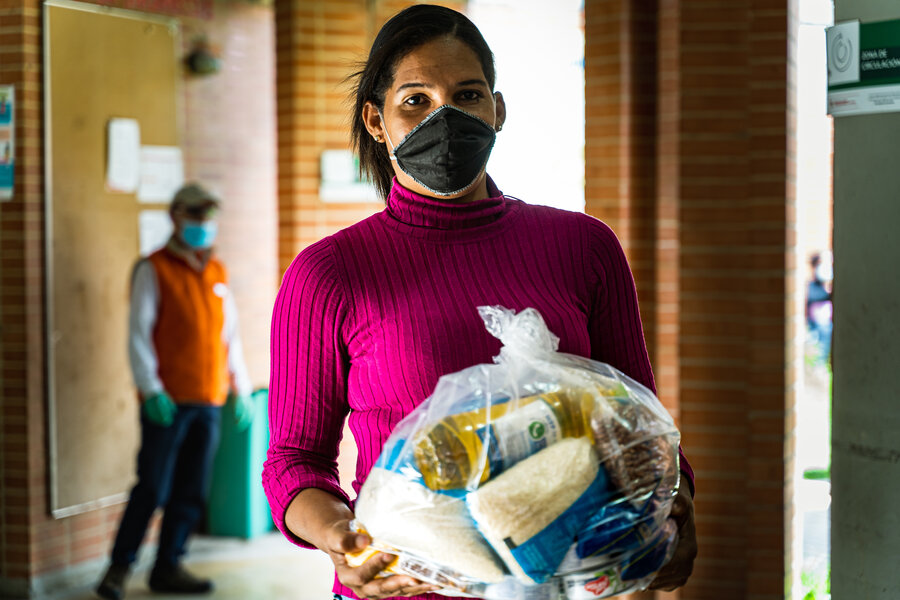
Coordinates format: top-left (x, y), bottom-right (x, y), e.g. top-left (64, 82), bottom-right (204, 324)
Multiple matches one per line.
top-left (264, 178), bottom-right (693, 599)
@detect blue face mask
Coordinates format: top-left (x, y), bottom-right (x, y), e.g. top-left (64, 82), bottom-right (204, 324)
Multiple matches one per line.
top-left (180, 220), bottom-right (218, 249)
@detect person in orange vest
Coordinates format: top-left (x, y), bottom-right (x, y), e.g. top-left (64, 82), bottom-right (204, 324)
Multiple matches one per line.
top-left (97, 183), bottom-right (254, 599)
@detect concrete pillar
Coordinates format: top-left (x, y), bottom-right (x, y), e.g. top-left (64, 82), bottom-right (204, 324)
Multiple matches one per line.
top-left (831, 2), bottom-right (900, 598)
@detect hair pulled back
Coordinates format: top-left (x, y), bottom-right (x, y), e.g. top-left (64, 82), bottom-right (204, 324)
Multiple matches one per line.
top-left (349, 4), bottom-right (496, 199)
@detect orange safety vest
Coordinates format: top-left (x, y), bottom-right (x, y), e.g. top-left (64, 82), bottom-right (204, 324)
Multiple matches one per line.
top-left (146, 247), bottom-right (230, 406)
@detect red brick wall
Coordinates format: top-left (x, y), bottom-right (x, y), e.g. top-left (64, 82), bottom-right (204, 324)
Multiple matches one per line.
top-left (585, 1), bottom-right (796, 599)
top-left (0, 0), bottom-right (276, 591)
top-left (275, 0), bottom-right (373, 272)
top-left (275, 0), bottom-right (466, 273)
top-left (583, 0), bottom-right (673, 412)
top-left (180, 4), bottom-right (277, 392)
top-left (0, 0), bottom-right (48, 588)
top-left (656, 0), bottom-right (682, 429)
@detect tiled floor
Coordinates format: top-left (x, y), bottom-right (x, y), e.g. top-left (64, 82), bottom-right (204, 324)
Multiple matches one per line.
top-left (64, 533), bottom-right (335, 600)
top-left (58, 423), bottom-right (359, 600)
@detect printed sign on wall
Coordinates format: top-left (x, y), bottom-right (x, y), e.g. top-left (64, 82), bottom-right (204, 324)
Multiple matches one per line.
top-left (828, 19), bottom-right (900, 116)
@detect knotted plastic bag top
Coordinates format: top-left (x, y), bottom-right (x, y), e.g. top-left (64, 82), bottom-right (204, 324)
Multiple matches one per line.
top-left (479, 305), bottom-right (560, 362)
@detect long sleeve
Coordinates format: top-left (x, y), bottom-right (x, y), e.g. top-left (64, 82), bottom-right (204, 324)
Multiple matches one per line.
top-left (585, 218), bottom-right (655, 391)
top-left (584, 217), bottom-right (695, 496)
top-left (263, 238), bottom-right (351, 547)
top-left (128, 260), bottom-right (164, 398)
top-left (223, 289), bottom-right (253, 397)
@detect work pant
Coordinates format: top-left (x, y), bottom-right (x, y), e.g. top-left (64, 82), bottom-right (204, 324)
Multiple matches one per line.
top-left (111, 404), bottom-right (221, 568)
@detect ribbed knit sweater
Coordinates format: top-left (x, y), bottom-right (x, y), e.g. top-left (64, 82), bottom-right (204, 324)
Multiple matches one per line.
top-left (264, 178), bottom-right (693, 599)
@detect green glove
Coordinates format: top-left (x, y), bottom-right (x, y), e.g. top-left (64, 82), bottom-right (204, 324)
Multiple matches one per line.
top-left (232, 393), bottom-right (254, 432)
top-left (142, 391), bottom-right (176, 426)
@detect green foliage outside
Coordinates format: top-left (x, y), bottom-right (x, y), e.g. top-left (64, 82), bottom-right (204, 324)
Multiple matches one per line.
top-left (801, 566), bottom-right (830, 600)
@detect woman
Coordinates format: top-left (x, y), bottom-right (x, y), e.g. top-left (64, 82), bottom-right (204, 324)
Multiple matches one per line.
top-left (264, 6), bottom-right (696, 600)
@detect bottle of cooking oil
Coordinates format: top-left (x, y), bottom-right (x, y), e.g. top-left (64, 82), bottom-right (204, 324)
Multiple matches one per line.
top-left (413, 387), bottom-right (601, 491)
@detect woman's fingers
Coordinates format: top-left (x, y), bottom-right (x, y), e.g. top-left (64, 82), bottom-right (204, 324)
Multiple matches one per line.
top-left (668, 489), bottom-right (694, 526)
top-left (321, 519), bottom-right (438, 598)
top-left (322, 521), bottom-right (385, 592)
top-left (336, 551), bottom-right (393, 586)
top-left (356, 573), bottom-right (438, 599)
top-left (333, 547), bottom-right (438, 598)
top-left (346, 555), bottom-right (439, 598)
top-left (340, 559), bottom-right (437, 599)
top-left (323, 520), bottom-right (370, 556)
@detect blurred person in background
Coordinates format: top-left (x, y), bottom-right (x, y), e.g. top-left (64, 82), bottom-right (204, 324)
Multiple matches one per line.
top-left (807, 250), bottom-right (833, 365)
top-left (96, 183), bottom-right (254, 599)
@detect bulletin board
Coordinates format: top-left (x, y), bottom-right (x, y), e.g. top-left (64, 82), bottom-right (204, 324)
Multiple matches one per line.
top-left (45, 0), bottom-right (180, 516)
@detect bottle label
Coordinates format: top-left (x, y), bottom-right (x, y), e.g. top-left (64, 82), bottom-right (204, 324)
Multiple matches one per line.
top-left (563, 567), bottom-right (629, 599)
top-left (491, 399), bottom-right (562, 470)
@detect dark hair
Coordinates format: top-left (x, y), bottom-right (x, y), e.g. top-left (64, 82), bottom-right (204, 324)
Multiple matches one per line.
top-left (349, 4), bottom-right (496, 199)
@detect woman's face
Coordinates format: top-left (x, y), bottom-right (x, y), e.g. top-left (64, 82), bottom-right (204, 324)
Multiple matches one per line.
top-left (363, 35), bottom-right (506, 201)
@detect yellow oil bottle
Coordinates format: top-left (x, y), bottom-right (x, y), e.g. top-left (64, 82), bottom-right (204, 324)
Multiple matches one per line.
top-left (413, 387), bottom-right (604, 491)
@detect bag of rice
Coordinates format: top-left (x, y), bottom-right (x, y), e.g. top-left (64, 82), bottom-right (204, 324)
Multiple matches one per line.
top-left (350, 306), bottom-right (682, 600)
top-left (466, 437), bottom-right (609, 584)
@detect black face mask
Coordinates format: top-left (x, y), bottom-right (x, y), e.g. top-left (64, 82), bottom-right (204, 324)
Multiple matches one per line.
top-left (384, 104), bottom-right (497, 197)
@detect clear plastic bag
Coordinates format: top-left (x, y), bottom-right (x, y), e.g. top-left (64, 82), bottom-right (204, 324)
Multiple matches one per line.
top-left (349, 306), bottom-right (682, 599)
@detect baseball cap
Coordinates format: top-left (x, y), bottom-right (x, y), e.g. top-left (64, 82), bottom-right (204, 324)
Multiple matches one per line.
top-left (171, 183), bottom-right (220, 217)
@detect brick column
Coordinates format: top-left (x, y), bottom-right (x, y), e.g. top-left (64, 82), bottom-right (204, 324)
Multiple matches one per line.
top-left (745, 2), bottom-right (797, 598)
top-left (0, 0), bottom-right (45, 590)
top-left (584, 0), bottom-right (631, 241)
top-left (675, 2), bottom-right (754, 597)
top-left (585, 5), bottom-right (672, 595)
top-left (584, 0), bottom-right (673, 414)
top-left (275, 0), bottom-right (374, 273)
top-left (584, 1), bottom-right (797, 599)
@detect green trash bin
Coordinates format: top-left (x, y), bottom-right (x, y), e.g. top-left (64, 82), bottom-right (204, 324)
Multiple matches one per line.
top-left (207, 388), bottom-right (274, 538)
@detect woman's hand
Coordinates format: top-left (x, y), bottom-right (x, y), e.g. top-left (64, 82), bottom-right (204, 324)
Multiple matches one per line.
top-left (285, 489), bottom-right (439, 598)
top-left (322, 518), bottom-right (439, 599)
top-left (648, 486), bottom-right (697, 591)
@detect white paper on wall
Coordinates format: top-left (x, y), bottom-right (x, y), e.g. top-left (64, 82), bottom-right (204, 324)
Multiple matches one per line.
top-left (138, 209), bottom-right (173, 256)
top-left (138, 145), bottom-right (184, 203)
top-left (106, 118), bottom-right (141, 193)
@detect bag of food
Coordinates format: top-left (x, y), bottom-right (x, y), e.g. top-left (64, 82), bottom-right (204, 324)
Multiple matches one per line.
top-left (348, 306), bottom-right (682, 599)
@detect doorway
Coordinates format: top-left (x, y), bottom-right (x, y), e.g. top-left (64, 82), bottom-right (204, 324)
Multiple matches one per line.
top-left (793, 1), bottom-right (834, 599)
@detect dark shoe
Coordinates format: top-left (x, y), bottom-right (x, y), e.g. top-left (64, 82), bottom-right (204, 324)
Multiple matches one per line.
top-left (96, 563), bottom-right (130, 600)
top-left (148, 564), bottom-right (213, 594)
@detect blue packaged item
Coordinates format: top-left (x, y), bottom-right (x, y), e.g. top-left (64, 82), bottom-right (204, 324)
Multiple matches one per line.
top-left (575, 496), bottom-right (654, 559)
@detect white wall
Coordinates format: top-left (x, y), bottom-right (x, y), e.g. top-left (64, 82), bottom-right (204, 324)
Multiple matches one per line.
top-left (468, 0), bottom-right (585, 212)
